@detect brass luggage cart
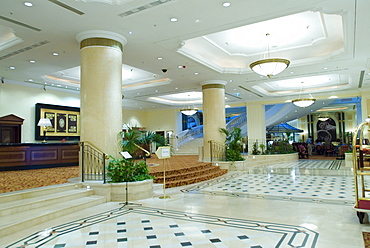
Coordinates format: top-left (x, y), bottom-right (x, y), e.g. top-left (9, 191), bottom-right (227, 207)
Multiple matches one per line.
top-left (352, 118), bottom-right (370, 223)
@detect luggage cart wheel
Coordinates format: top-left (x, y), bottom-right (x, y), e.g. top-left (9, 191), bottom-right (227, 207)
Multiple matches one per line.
top-left (357, 211), bottom-right (367, 224)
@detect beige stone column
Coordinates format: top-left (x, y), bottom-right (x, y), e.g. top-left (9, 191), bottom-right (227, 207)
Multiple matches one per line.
top-left (247, 102), bottom-right (266, 154)
top-left (76, 30), bottom-right (127, 157)
top-left (201, 80), bottom-right (227, 162)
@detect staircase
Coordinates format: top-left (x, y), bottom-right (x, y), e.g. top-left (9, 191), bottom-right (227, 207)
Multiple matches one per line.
top-left (0, 183), bottom-right (106, 237)
top-left (175, 138), bottom-right (203, 155)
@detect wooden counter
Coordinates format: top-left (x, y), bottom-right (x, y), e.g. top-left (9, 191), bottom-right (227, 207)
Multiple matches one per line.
top-left (0, 142), bottom-right (79, 170)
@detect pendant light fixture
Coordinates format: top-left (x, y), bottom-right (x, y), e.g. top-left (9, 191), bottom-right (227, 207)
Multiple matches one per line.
top-left (292, 82), bottom-right (316, 108)
top-left (249, 33), bottom-right (290, 78)
top-left (180, 94), bottom-right (198, 116)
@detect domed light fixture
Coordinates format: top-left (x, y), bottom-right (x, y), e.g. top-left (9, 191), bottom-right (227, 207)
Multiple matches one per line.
top-left (180, 94), bottom-right (198, 116)
top-left (292, 82), bottom-right (316, 108)
top-left (317, 113), bottom-right (329, 121)
top-left (249, 33), bottom-right (290, 78)
top-left (180, 108), bottom-right (198, 116)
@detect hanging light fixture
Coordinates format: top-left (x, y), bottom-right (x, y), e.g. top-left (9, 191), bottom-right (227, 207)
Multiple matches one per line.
top-left (180, 94), bottom-right (198, 116)
top-left (249, 33), bottom-right (290, 78)
top-left (317, 113), bottom-right (329, 121)
top-left (292, 82), bottom-right (316, 108)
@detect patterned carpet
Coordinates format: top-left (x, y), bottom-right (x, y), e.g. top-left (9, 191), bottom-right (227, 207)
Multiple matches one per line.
top-left (0, 166), bottom-right (79, 193)
top-left (0, 155), bottom-right (223, 193)
top-left (364, 232), bottom-right (370, 248)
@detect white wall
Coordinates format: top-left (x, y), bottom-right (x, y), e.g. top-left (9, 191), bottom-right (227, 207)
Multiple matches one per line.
top-left (0, 83), bottom-right (181, 143)
top-left (0, 83), bottom-right (80, 143)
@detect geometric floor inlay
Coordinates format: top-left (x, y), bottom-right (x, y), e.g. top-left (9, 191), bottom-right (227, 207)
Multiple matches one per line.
top-left (5, 206), bottom-right (319, 248)
top-left (187, 173), bottom-right (356, 206)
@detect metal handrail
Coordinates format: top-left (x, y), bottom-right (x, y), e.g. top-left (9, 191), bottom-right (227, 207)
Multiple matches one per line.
top-left (79, 141), bottom-right (108, 183)
top-left (209, 140), bottom-right (226, 162)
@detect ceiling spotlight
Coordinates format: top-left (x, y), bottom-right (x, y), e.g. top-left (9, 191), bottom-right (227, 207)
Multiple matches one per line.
top-left (29, 60), bottom-right (35, 63)
top-left (10, 66), bottom-right (15, 70)
top-left (170, 17), bottom-right (178, 22)
top-left (222, 2), bottom-right (231, 7)
top-left (52, 52), bottom-right (59, 56)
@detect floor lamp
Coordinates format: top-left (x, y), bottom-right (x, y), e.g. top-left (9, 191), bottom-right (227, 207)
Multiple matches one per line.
top-left (37, 118), bottom-right (52, 143)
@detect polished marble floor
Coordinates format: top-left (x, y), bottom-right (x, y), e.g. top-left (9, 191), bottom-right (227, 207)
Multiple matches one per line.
top-left (2, 159), bottom-right (370, 248)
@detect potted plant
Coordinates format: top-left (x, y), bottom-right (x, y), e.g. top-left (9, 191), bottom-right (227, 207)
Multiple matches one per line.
top-left (106, 155), bottom-right (154, 201)
top-left (119, 128), bottom-right (166, 158)
top-left (106, 156), bottom-right (153, 183)
top-left (219, 127), bottom-right (245, 162)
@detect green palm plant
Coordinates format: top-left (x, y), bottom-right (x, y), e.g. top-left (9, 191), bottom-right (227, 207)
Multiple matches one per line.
top-left (219, 127), bottom-right (245, 162)
top-left (118, 128), bottom-right (142, 154)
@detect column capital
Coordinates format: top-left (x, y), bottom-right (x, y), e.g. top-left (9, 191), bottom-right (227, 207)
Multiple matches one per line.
top-left (76, 30), bottom-right (127, 51)
top-left (200, 80), bottom-right (227, 90)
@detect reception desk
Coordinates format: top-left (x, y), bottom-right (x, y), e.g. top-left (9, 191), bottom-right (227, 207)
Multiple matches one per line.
top-left (0, 142), bottom-right (79, 170)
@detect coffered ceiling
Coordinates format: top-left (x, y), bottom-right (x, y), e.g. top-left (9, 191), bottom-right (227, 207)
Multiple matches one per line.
top-left (0, 0), bottom-right (369, 114)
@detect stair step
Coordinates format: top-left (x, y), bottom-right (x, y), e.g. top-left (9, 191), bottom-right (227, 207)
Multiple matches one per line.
top-left (0, 188), bottom-right (94, 217)
top-left (0, 194), bottom-right (106, 237)
top-left (154, 166), bottom-right (222, 182)
top-left (0, 183), bottom-right (81, 203)
top-left (165, 169), bottom-right (227, 188)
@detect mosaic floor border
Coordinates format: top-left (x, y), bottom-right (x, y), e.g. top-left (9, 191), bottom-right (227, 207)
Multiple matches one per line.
top-left (6, 206), bottom-right (319, 248)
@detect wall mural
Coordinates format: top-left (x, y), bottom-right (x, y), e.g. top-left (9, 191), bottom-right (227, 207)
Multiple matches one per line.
top-left (316, 118), bottom-right (336, 142)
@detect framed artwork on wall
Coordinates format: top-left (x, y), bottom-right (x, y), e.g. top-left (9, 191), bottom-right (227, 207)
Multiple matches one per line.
top-left (35, 103), bottom-right (80, 141)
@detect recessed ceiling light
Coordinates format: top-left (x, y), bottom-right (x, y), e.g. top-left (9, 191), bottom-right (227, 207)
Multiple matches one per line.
top-left (175, 87), bottom-right (178, 89)
top-left (155, 90), bottom-right (158, 92)
top-left (323, 67), bottom-right (328, 70)
top-left (44, 82), bottom-right (48, 84)
top-left (28, 79), bottom-right (33, 81)
top-left (222, 2), bottom-right (231, 7)
top-left (24, 2), bottom-right (33, 7)
top-left (170, 17), bottom-right (178, 22)
top-left (10, 66), bottom-right (15, 70)
top-left (51, 83), bottom-right (54, 86)
top-left (194, 72), bottom-right (199, 75)
top-left (57, 85), bottom-right (61, 87)
top-left (29, 60), bottom-right (35, 63)
top-left (53, 52), bottom-right (59, 56)
top-left (157, 57), bottom-right (163, 60)
top-left (128, 31), bottom-right (133, 35)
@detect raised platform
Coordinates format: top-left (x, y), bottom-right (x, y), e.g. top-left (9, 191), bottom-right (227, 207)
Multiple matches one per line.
top-left (148, 155), bottom-right (228, 188)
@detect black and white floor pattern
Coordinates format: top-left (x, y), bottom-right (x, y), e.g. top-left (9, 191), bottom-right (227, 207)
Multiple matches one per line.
top-left (267, 160), bottom-right (344, 170)
top-left (6, 206), bottom-right (319, 248)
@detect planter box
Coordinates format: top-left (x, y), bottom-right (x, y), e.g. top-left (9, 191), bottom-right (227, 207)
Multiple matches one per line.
top-left (345, 153), bottom-right (353, 168)
top-left (215, 153), bottom-right (298, 170)
top-left (82, 179), bottom-right (153, 202)
top-left (110, 179), bottom-right (153, 202)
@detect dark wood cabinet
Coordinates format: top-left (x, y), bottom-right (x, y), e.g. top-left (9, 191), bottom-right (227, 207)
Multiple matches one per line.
top-left (0, 114), bottom-right (24, 143)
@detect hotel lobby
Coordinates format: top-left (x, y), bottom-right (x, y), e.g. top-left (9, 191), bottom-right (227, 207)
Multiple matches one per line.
top-left (2, 0), bottom-right (370, 247)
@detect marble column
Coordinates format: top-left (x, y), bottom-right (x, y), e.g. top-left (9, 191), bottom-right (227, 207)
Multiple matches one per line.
top-left (247, 102), bottom-right (266, 154)
top-left (201, 80), bottom-right (227, 162)
top-left (76, 30), bottom-right (127, 157)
